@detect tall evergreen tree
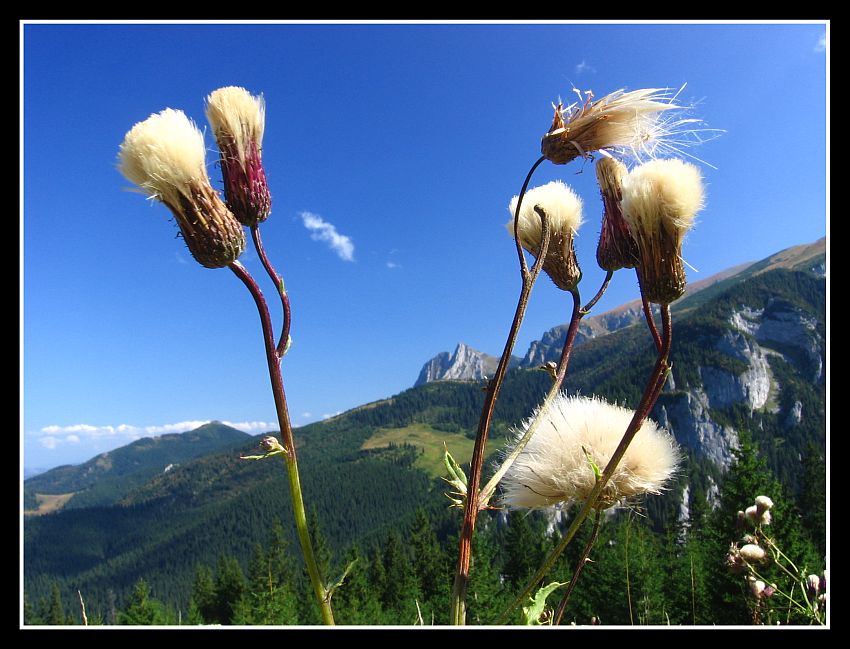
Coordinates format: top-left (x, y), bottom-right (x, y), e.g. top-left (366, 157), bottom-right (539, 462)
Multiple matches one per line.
top-left (213, 556), bottom-right (246, 624)
top-left (191, 563), bottom-right (217, 623)
top-left (330, 544), bottom-right (384, 625)
top-left (502, 511), bottom-right (546, 591)
top-left (409, 509), bottom-right (449, 614)
top-left (464, 521), bottom-right (508, 625)
top-left (381, 528), bottom-right (421, 623)
top-left (705, 431), bottom-right (823, 625)
top-left (46, 582), bottom-right (67, 625)
top-left (117, 578), bottom-right (167, 625)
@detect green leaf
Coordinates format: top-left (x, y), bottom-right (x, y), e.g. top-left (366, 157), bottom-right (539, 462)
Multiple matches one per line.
top-left (325, 559), bottom-right (357, 603)
top-left (521, 581), bottom-right (567, 625)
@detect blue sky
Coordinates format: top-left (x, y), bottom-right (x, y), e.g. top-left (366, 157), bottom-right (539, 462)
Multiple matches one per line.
top-left (22, 21), bottom-right (828, 471)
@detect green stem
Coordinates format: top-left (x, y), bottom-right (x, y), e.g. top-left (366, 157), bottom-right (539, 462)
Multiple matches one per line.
top-left (449, 156), bottom-right (547, 626)
top-left (229, 261), bottom-right (334, 625)
top-left (496, 305), bottom-right (673, 624)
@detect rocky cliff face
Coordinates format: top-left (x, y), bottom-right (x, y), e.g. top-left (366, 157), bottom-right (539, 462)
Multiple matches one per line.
top-left (656, 289), bottom-right (823, 476)
top-left (415, 343), bottom-right (518, 386)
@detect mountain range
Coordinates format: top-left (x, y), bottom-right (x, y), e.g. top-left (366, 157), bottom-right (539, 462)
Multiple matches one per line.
top-left (23, 237), bottom-right (826, 615)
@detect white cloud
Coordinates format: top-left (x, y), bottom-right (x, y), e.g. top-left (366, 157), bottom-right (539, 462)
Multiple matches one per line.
top-left (386, 261), bottom-right (401, 269)
top-left (815, 33), bottom-right (826, 52)
top-left (301, 412), bottom-right (313, 419)
top-left (575, 60), bottom-right (596, 75)
top-left (33, 420), bottom-right (278, 446)
top-left (144, 421), bottom-right (209, 435)
top-left (220, 421), bottom-right (277, 433)
top-left (300, 212), bottom-right (355, 261)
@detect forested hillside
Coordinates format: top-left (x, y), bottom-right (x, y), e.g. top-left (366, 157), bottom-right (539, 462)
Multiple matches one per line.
top-left (24, 253), bottom-right (826, 626)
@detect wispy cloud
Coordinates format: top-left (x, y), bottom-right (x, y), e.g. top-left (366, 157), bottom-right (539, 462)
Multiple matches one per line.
top-left (815, 33), bottom-right (826, 52)
top-left (574, 60), bottom-right (596, 75)
top-left (300, 211), bottom-right (355, 261)
top-left (386, 261), bottom-right (401, 269)
top-left (32, 420), bottom-right (277, 449)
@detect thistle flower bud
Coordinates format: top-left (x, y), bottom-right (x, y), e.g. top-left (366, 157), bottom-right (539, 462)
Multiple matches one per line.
top-left (740, 544), bottom-right (767, 563)
top-left (260, 435), bottom-right (285, 454)
top-left (747, 576), bottom-right (766, 599)
top-left (541, 88), bottom-right (678, 165)
top-left (741, 534), bottom-right (758, 545)
top-left (595, 157), bottom-right (638, 272)
top-left (755, 495), bottom-right (773, 514)
top-left (744, 505), bottom-right (759, 523)
top-left (119, 108), bottom-right (246, 268)
top-left (806, 574), bottom-right (821, 599)
top-left (726, 545), bottom-right (746, 574)
top-left (507, 181), bottom-right (584, 291)
top-left (206, 86), bottom-right (271, 227)
top-left (500, 394), bottom-right (679, 510)
top-left (621, 159), bottom-right (704, 304)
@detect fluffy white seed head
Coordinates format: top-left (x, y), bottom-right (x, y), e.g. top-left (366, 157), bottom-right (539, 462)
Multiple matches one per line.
top-left (740, 544), bottom-right (767, 563)
top-left (206, 86), bottom-right (266, 163)
top-left (755, 495), bottom-right (774, 513)
top-left (118, 108), bottom-right (210, 207)
top-left (500, 394), bottom-right (680, 510)
top-left (506, 181), bottom-right (584, 252)
top-left (621, 158), bottom-right (704, 247)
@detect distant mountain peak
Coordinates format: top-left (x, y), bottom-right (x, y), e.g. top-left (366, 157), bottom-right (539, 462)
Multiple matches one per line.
top-left (415, 342), bottom-right (519, 386)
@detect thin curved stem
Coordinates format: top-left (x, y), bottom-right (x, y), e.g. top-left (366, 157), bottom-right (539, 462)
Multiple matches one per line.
top-left (449, 158), bottom-right (549, 626)
top-left (251, 225), bottom-right (291, 359)
top-left (554, 508), bottom-right (602, 625)
top-left (636, 268), bottom-right (662, 353)
top-left (497, 305), bottom-right (673, 624)
top-left (480, 269), bottom-right (613, 509)
top-left (479, 289), bottom-right (582, 507)
top-left (581, 270), bottom-right (613, 315)
top-left (229, 261), bottom-right (335, 625)
top-left (513, 156), bottom-right (547, 277)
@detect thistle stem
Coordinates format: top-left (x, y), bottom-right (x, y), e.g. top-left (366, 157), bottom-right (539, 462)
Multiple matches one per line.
top-left (479, 271), bottom-right (612, 508)
top-left (497, 305), bottom-right (673, 624)
top-left (449, 156), bottom-right (547, 626)
top-left (554, 508), bottom-right (601, 625)
top-left (229, 261), bottom-right (335, 625)
top-left (637, 268), bottom-right (662, 353)
top-left (251, 225), bottom-right (291, 359)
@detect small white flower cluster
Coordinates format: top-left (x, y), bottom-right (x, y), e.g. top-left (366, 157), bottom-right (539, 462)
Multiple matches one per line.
top-left (741, 495), bottom-right (774, 527)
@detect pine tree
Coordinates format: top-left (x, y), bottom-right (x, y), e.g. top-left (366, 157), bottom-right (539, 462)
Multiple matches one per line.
top-left (798, 443), bottom-right (826, 557)
top-left (464, 520), bottom-right (508, 625)
top-left (23, 593), bottom-right (40, 625)
top-left (408, 509), bottom-right (449, 617)
top-left (46, 582), bottom-right (67, 625)
top-left (213, 556), bottom-right (246, 624)
top-left (191, 563), bottom-right (217, 623)
top-left (502, 511), bottom-right (546, 591)
top-left (330, 544), bottom-right (384, 625)
top-left (705, 431), bottom-right (823, 625)
top-left (117, 578), bottom-right (167, 625)
top-left (381, 528), bottom-right (421, 623)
